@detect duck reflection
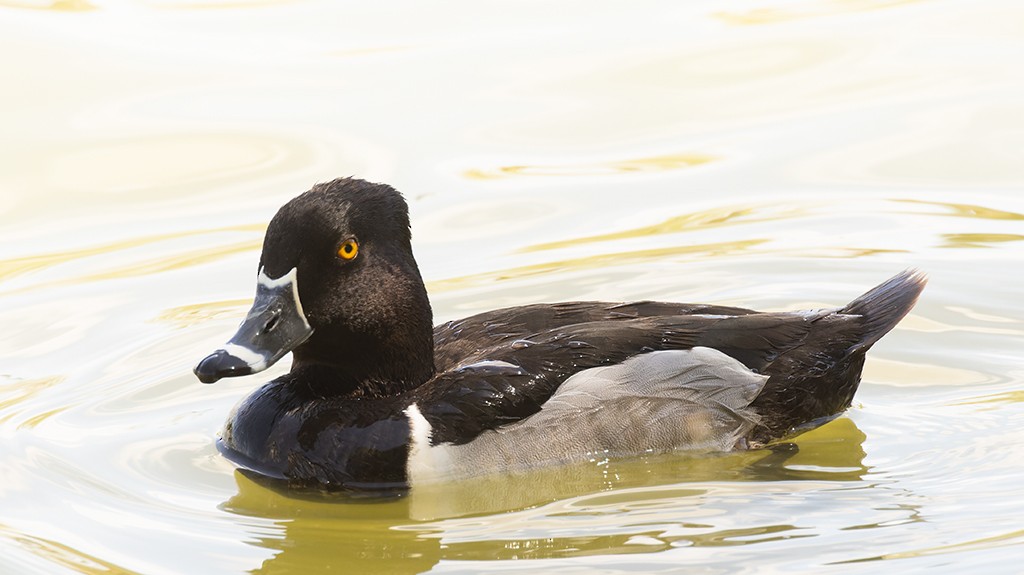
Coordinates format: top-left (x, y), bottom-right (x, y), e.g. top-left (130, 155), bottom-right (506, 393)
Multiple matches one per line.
top-left (222, 477), bottom-right (440, 575)
top-left (223, 417), bottom-right (868, 573)
top-left (408, 417), bottom-right (868, 520)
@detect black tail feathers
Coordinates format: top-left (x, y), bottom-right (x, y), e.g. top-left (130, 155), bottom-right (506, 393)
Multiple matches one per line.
top-left (841, 268), bottom-right (927, 353)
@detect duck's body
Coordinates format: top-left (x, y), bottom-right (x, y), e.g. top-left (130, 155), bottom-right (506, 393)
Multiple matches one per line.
top-left (196, 178), bottom-right (926, 490)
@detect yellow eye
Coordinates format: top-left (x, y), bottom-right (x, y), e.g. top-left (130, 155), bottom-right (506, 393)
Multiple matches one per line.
top-left (337, 239), bottom-right (359, 261)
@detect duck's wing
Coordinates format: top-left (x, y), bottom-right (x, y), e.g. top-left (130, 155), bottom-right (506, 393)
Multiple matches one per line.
top-left (417, 271), bottom-right (926, 451)
top-left (432, 301), bottom-right (757, 373)
top-left (407, 347), bottom-right (773, 483)
top-left (413, 312), bottom-right (816, 446)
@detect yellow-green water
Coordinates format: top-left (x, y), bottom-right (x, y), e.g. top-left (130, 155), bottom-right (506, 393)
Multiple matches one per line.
top-left (2, 0), bottom-right (1023, 573)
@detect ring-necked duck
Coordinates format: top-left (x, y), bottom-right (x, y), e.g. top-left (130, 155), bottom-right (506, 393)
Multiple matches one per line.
top-left (195, 177), bottom-right (926, 490)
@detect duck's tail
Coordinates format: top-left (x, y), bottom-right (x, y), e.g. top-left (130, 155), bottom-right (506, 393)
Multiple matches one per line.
top-left (747, 269), bottom-right (927, 443)
top-left (841, 268), bottom-right (928, 353)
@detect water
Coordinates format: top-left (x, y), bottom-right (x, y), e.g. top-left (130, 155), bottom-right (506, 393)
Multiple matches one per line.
top-left (2, 0), bottom-right (1023, 573)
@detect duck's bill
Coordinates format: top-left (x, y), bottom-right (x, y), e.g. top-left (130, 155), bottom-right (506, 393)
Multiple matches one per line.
top-left (194, 268), bottom-right (313, 384)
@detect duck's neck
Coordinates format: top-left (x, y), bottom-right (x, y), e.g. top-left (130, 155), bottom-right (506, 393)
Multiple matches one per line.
top-left (289, 287), bottom-right (435, 398)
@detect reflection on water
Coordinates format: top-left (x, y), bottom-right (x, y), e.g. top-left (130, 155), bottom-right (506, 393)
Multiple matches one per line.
top-left (715, 0), bottom-right (923, 26)
top-left (429, 239), bottom-right (768, 293)
top-left (224, 477), bottom-right (441, 575)
top-left (0, 522), bottom-right (139, 575)
top-left (941, 233), bottom-right (1024, 249)
top-left (896, 200), bottom-right (1024, 221)
top-left (0, 0), bottom-right (95, 11)
top-left (836, 528), bottom-right (1024, 565)
top-left (953, 390), bottom-right (1024, 407)
top-left (465, 153), bottom-right (716, 180)
top-left (42, 134), bottom-right (290, 196)
top-left (156, 299), bottom-right (252, 329)
top-left (0, 224), bottom-right (263, 287)
top-left (521, 203), bottom-right (806, 253)
top-left (0, 376), bottom-right (65, 427)
top-left (0, 224), bottom-right (264, 280)
top-left (862, 357), bottom-right (994, 388)
top-left (146, 0), bottom-right (298, 9)
top-left (223, 418), bottom-right (869, 573)
top-left (2, 0), bottom-right (1024, 573)
top-left (402, 418), bottom-right (866, 521)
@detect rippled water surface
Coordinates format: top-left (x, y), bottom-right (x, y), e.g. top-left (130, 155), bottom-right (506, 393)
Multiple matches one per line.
top-left (2, 1), bottom-right (1023, 573)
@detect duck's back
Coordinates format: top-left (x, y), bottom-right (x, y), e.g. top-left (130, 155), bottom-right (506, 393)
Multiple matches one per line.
top-left (410, 270), bottom-right (926, 481)
top-left (432, 300), bottom-right (758, 373)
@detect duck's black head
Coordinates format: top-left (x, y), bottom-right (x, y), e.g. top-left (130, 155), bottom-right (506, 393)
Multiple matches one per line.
top-left (195, 178), bottom-right (435, 395)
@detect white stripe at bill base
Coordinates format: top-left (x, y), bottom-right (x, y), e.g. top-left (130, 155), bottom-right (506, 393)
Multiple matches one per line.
top-left (221, 343), bottom-right (268, 372)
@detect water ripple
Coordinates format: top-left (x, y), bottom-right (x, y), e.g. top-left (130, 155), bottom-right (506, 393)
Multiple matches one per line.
top-left (465, 153), bottom-right (717, 180)
top-left (834, 528), bottom-right (1024, 564)
top-left (428, 240), bottom-right (768, 293)
top-left (0, 224), bottom-right (264, 291)
top-left (0, 0), bottom-right (95, 11)
top-left (520, 203), bottom-right (807, 253)
top-left (0, 522), bottom-right (140, 575)
top-left (715, 0), bottom-right (926, 26)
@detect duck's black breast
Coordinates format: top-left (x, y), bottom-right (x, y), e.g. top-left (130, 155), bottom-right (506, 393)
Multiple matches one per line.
top-left (220, 376), bottom-right (413, 490)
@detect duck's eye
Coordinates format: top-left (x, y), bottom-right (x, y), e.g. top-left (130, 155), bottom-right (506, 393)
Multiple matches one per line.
top-left (337, 239), bottom-right (359, 261)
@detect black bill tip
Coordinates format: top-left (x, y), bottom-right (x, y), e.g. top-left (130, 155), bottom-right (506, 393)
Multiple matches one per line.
top-left (194, 350), bottom-right (254, 384)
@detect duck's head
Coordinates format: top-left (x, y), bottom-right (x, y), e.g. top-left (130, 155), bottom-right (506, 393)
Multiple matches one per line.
top-left (194, 178), bottom-right (434, 391)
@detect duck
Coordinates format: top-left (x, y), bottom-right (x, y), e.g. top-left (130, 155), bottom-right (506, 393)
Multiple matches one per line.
top-left (194, 177), bottom-right (926, 491)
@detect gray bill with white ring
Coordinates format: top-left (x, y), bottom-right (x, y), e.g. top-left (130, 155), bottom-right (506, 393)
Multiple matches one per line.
top-left (194, 267), bottom-right (313, 384)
